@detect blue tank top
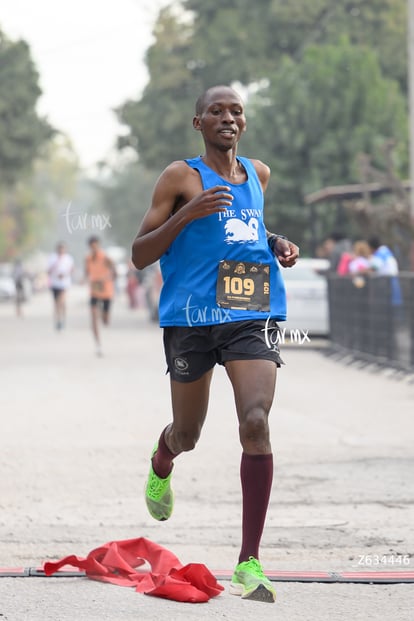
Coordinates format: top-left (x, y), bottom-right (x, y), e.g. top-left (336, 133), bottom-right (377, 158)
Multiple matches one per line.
top-left (158, 156), bottom-right (286, 326)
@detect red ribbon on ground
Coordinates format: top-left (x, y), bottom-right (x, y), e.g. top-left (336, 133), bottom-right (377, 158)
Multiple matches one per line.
top-left (43, 537), bottom-right (223, 603)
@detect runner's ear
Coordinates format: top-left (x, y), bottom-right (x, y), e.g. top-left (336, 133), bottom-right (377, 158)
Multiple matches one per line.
top-left (193, 116), bottom-right (202, 131)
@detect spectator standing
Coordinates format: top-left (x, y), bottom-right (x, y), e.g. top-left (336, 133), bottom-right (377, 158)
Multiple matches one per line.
top-left (348, 240), bottom-right (373, 274)
top-left (324, 232), bottom-right (353, 274)
top-left (368, 236), bottom-right (403, 310)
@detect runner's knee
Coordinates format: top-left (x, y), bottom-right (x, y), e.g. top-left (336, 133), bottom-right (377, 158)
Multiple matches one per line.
top-left (170, 428), bottom-right (200, 452)
top-left (239, 407), bottom-right (270, 446)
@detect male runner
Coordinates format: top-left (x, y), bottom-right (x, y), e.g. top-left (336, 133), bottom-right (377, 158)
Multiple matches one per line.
top-left (85, 236), bottom-right (116, 356)
top-left (132, 85), bottom-right (299, 603)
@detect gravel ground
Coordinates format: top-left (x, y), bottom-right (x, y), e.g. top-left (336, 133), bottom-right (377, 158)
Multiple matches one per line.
top-left (0, 287), bottom-right (413, 620)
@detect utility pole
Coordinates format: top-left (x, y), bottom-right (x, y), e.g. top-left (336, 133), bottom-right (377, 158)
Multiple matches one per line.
top-left (408, 0), bottom-right (414, 266)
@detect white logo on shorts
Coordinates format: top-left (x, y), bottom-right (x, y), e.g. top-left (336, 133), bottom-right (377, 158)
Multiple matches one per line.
top-left (174, 357), bottom-right (189, 372)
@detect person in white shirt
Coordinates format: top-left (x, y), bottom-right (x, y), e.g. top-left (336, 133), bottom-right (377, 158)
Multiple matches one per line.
top-left (47, 242), bottom-right (74, 330)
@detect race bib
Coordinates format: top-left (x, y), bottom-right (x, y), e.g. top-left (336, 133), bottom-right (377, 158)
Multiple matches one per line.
top-left (216, 260), bottom-right (270, 311)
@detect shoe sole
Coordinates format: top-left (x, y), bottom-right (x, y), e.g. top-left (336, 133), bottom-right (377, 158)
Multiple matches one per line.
top-left (144, 482), bottom-right (174, 521)
top-left (229, 582), bottom-right (276, 603)
top-left (145, 444), bottom-right (174, 521)
top-left (146, 504), bottom-right (172, 521)
top-left (243, 583), bottom-right (276, 602)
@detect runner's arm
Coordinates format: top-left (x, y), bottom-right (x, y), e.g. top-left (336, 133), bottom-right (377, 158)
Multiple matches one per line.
top-left (132, 162), bottom-right (232, 269)
top-left (251, 160), bottom-right (299, 267)
top-left (131, 166), bottom-right (192, 269)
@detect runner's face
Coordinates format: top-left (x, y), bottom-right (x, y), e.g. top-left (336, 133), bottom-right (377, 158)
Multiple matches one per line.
top-left (194, 89), bottom-right (246, 149)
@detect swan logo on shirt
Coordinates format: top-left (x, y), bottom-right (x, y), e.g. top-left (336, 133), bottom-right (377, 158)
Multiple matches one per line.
top-left (224, 217), bottom-right (259, 244)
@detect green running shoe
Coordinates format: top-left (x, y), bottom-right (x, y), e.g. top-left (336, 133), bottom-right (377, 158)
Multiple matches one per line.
top-left (229, 557), bottom-right (276, 603)
top-left (145, 444), bottom-right (174, 521)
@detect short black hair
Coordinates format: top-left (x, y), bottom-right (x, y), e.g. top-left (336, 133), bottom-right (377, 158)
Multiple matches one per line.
top-left (195, 85), bottom-right (242, 115)
top-left (88, 235), bottom-right (100, 245)
top-left (368, 236), bottom-right (381, 250)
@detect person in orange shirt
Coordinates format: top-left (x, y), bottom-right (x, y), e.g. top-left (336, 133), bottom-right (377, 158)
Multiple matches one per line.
top-left (85, 236), bottom-right (116, 356)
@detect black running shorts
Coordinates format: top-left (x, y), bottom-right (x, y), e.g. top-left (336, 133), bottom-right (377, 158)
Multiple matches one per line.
top-left (51, 287), bottom-right (65, 300)
top-left (163, 319), bottom-right (284, 382)
top-left (90, 297), bottom-right (112, 312)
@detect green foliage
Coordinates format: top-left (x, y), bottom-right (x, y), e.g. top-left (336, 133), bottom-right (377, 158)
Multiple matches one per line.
top-left (0, 30), bottom-right (53, 187)
top-left (115, 0), bottom-right (409, 251)
top-left (317, 0), bottom-right (408, 92)
top-left (184, 0), bottom-right (272, 85)
top-left (117, 7), bottom-right (204, 170)
top-left (240, 40), bottom-right (408, 244)
top-left (96, 162), bottom-right (159, 249)
top-left (185, 0), bottom-right (407, 90)
top-left (0, 135), bottom-right (79, 260)
top-left (0, 27), bottom-right (57, 258)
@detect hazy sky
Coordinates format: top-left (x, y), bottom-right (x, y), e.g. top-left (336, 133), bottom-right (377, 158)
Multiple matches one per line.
top-left (0, 0), bottom-right (168, 169)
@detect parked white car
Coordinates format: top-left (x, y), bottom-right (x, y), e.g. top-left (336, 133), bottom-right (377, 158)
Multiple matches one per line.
top-left (0, 264), bottom-right (16, 301)
top-left (0, 262), bottom-right (33, 302)
top-left (279, 258), bottom-right (330, 337)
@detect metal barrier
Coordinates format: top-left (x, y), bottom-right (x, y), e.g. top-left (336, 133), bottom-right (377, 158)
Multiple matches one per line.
top-left (327, 273), bottom-right (414, 371)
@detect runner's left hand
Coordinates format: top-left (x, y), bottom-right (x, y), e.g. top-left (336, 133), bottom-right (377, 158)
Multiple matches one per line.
top-left (274, 239), bottom-right (299, 268)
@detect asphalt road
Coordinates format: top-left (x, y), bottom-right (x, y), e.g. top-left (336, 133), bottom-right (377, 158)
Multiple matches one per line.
top-left (0, 287), bottom-right (413, 620)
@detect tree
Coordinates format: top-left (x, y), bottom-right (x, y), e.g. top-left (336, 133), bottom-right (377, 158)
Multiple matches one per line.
top-left (117, 7), bottom-right (204, 170)
top-left (0, 135), bottom-right (79, 260)
top-left (342, 143), bottom-right (413, 269)
top-left (116, 1), bottom-right (409, 252)
top-left (0, 29), bottom-right (53, 186)
top-left (185, 0), bottom-right (408, 91)
top-left (0, 28), bottom-right (55, 259)
top-left (118, 0), bottom-right (407, 171)
top-left (240, 40), bottom-right (408, 246)
top-left (96, 162), bottom-right (159, 249)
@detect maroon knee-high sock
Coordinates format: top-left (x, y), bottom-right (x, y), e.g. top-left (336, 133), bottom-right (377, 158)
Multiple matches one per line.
top-left (151, 427), bottom-right (177, 479)
top-left (238, 452), bottom-right (273, 564)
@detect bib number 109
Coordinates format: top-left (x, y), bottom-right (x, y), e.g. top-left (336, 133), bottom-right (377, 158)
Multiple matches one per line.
top-left (216, 260), bottom-right (270, 311)
top-left (223, 275), bottom-right (255, 297)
